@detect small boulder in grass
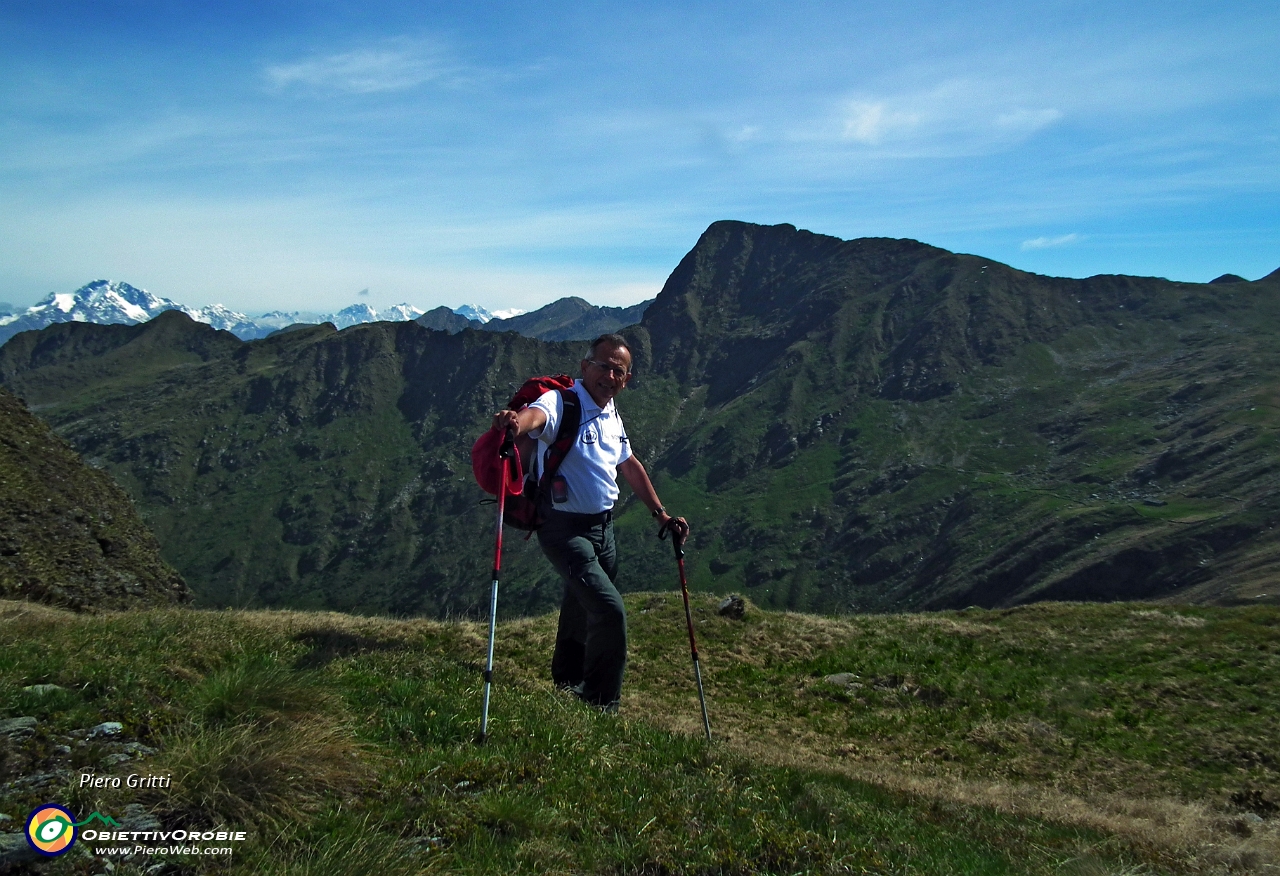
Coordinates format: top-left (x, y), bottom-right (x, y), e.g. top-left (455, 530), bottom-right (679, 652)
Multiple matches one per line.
top-left (0, 717), bottom-right (37, 737)
top-left (717, 594), bottom-right (746, 619)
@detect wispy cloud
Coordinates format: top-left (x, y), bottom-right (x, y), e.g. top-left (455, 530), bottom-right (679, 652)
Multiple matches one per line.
top-left (842, 101), bottom-right (922, 145)
top-left (1021, 233), bottom-right (1081, 251)
top-left (821, 79), bottom-right (1065, 158)
top-left (265, 40), bottom-right (459, 95)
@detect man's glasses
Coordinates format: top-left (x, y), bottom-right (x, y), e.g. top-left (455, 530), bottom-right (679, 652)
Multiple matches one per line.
top-left (587, 360), bottom-right (631, 380)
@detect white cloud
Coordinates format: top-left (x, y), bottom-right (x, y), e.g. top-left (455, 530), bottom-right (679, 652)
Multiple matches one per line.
top-left (265, 40), bottom-right (456, 95)
top-left (842, 101), bottom-right (921, 144)
top-left (821, 80), bottom-right (1064, 158)
top-left (1021, 233), bottom-right (1081, 251)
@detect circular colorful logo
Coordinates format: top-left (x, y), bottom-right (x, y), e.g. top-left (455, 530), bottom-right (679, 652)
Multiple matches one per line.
top-left (26, 805), bottom-right (77, 856)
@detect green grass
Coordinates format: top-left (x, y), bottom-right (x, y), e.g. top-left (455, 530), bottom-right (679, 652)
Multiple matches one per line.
top-left (11, 599), bottom-right (1262, 874)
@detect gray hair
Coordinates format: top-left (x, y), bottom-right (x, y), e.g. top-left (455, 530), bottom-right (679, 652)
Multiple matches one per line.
top-left (586, 333), bottom-right (631, 361)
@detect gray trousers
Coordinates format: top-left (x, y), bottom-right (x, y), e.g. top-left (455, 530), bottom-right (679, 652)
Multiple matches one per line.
top-left (537, 511), bottom-right (626, 709)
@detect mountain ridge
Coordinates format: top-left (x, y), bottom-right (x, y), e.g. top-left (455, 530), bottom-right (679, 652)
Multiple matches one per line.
top-left (3, 220), bottom-right (1279, 616)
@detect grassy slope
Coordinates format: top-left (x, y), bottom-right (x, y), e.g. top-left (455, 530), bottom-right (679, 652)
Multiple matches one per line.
top-left (3, 599), bottom-right (1276, 874)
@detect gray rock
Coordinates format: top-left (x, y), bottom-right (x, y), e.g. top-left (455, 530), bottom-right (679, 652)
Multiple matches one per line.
top-left (120, 803), bottom-right (162, 833)
top-left (89, 721), bottom-right (124, 738)
top-left (22, 683), bottom-right (65, 696)
top-left (0, 716), bottom-right (36, 737)
top-left (9, 771), bottom-right (68, 789)
top-left (717, 594), bottom-right (746, 619)
top-left (101, 753), bottom-right (133, 767)
top-left (0, 832), bottom-right (40, 866)
top-left (823, 672), bottom-right (859, 688)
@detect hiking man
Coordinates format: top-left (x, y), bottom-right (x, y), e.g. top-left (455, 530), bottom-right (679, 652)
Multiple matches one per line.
top-left (491, 333), bottom-right (688, 711)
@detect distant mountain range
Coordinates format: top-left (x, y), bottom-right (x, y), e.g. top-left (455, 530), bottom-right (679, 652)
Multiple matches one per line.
top-left (0, 282), bottom-right (652, 347)
top-left (415, 296), bottom-right (652, 342)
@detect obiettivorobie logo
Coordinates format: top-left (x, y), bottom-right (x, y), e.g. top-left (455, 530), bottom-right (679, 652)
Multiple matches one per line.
top-left (25, 806), bottom-right (118, 856)
top-left (25, 805), bottom-right (248, 859)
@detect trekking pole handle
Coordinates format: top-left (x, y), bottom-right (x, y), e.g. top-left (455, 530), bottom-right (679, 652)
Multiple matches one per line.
top-left (499, 426), bottom-right (516, 460)
top-left (658, 517), bottom-right (688, 558)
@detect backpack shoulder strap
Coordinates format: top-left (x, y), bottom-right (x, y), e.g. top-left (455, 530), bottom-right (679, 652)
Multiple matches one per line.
top-left (540, 387), bottom-right (582, 482)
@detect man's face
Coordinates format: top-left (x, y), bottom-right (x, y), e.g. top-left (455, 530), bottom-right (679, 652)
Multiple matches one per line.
top-left (580, 343), bottom-right (632, 406)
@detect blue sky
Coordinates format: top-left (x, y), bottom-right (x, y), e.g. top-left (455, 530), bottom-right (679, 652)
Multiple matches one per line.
top-left (1, 1), bottom-right (1277, 314)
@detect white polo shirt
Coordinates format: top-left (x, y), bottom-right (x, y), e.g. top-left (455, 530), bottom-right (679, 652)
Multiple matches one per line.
top-left (529, 379), bottom-right (631, 514)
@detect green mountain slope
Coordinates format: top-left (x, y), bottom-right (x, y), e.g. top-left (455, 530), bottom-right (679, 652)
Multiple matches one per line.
top-left (2, 221), bottom-right (1279, 615)
top-left (0, 386), bottom-right (189, 609)
top-left (0, 315), bottom-right (586, 615)
top-left (621, 222), bottom-right (1280, 612)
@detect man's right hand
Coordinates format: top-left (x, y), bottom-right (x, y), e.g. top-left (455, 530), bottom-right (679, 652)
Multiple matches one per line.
top-left (492, 406), bottom-right (548, 437)
top-left (492, 409), bottom-right (519, 433)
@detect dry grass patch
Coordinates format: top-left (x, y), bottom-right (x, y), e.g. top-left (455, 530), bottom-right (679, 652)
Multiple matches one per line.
top-left (146, 715), bottom-right (372, 827)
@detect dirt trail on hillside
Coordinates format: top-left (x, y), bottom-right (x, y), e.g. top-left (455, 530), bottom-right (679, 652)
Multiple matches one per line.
top-left (630, 696), bottom-right (1280, 875)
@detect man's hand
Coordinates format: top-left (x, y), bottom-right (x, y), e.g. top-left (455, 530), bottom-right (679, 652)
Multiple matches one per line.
top-left (492, 409), bottom-right (520, 433)
top-left (658, 514), bottom-right (690, 543)
top-left (492, 406), bottom-right (547, 437)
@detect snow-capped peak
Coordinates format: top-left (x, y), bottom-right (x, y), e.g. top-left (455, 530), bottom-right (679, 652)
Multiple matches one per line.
top-left (452, 304), bottom-right (527, 323)
top-left (381, 303), bottom-right (426, 322)
top-left (453, 304), bottom-right (494, 323)
top-left (17, 280), bottom-right (181, 327)
top-left (329, 303), bottom-right (380, 329)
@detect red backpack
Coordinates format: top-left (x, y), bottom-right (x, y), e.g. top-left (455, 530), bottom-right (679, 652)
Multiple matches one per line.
top-left (473, 375), bottom-right (582, 531)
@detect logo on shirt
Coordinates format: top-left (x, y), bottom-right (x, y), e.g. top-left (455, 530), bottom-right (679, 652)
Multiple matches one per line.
top-left (582, 427), bottom-right (598, 445)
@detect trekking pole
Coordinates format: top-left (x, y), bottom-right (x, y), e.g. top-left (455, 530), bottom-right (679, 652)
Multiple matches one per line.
top-left (479, 426), bottom-right (516, 743)
top-left (662, 521), bottom-right (712, 743)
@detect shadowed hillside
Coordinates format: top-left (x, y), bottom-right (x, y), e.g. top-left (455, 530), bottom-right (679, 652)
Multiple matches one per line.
top-left (0, 386), bottom-right (189, 609)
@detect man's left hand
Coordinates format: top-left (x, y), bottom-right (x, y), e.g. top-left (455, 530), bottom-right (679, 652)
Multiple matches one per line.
top-left (658, 514), bottom-right (689, 542)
